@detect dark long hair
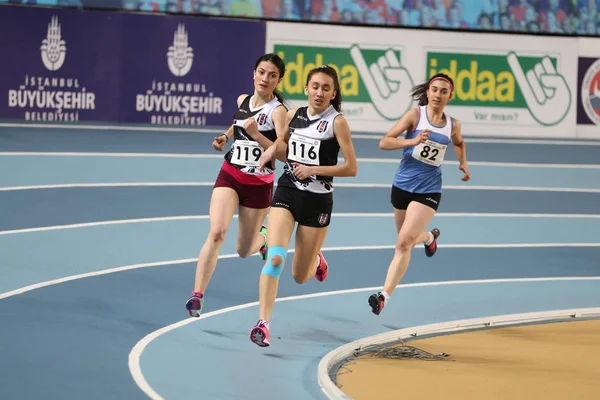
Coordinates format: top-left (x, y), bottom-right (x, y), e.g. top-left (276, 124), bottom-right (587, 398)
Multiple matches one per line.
top-left (409, 73), bottom-right (454, 106)
top-left (254, 53), bottom-right (286, 104)
top-left (305, 65), bottom-right (342, 112)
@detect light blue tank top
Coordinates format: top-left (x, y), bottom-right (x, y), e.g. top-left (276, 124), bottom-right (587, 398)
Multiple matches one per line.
top-left (393, 105), bottom-right (453, 194)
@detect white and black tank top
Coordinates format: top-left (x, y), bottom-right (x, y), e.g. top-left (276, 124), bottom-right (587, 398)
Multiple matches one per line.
top-left (224, 95), bottom-right (282, 176)
top-left (280, 105), bottom-right (341, 194)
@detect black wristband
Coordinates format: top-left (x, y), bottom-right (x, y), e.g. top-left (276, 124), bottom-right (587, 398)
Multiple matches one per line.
top-left (222, 134), bottom-right (229, 142)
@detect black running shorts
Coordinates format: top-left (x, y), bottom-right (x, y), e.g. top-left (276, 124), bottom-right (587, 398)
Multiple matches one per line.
top-left (391, 185), bottom-right (441, 211)
top-left (271, 184), bottom-right (333, 228)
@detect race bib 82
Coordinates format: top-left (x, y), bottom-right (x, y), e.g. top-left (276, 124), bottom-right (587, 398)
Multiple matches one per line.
top-left (411, 140), bottom-right (447, 167)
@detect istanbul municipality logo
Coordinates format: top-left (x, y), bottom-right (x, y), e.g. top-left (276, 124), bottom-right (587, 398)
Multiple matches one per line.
top-left (167, 24), bottom-right (193, 77)
top-left (41, 16), bottom-right (66, 71)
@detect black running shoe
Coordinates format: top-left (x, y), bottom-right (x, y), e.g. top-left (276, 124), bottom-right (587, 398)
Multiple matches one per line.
top-left (424, 228), bottom-right (440, 257)
top-left (368, 292), bottom-right (386, 315)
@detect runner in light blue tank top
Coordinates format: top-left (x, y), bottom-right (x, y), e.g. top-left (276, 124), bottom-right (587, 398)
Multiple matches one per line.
top-left (368, 74), bottom-right (471, 316)
top-left (393, 105), bottom-right (453, 194)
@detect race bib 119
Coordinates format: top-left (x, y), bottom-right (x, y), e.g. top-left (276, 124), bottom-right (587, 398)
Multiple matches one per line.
top-left (231, 140), bottom-right (263, 167)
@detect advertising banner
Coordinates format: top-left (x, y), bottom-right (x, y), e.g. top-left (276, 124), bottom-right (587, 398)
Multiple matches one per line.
top-left (266, 22), bottom-right (579, 137)
top-left (576, 38), bottom-right (600, 139)
top-left (0, 6), bottom-right (267, 127)
top-left (577, 57), bottom-right (600, 125)
top-left (120, 14), bottom-right (266, 126)
top-left (0, 6), bottom-right (122, 122)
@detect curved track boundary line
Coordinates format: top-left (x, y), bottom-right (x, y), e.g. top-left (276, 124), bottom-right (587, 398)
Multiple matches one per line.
top-left (128, 279), bottom-right (600, 400)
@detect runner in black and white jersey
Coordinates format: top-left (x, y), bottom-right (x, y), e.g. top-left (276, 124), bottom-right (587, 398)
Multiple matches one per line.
top-left (278, 104), bottom-right (342, 194)
top-left (248, 65), bottom-right (358, 347)
top-left (185, 54), bottom-right (288, 318)
top-left (224, 93), bottom-right (281, 176)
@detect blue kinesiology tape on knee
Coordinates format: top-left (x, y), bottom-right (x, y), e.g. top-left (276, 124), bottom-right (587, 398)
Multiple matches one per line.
top-left (261, 246), bottom-right (287, 278)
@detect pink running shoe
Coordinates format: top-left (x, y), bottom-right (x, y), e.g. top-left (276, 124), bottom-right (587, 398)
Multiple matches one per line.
top-left (315, 252), bottom-right (328, 282)
top-left (250, 321), bottom-right (270, 347)
top-left (185, 293), bottom-right (204, 318)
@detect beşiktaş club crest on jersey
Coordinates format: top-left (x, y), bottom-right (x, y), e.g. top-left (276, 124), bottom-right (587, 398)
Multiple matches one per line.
top-left (41, 16), bottom-right (66, 71)
top-left (135, 24), bottom-right (224, 126)
top-left (257, 113), bottom-right (267, 125)
top-left (317, 120), bottom-right (328, 133)
top-left (7, 15), bottom-right (96, 122)
top-left (318, 213), bottom-right (329, 226)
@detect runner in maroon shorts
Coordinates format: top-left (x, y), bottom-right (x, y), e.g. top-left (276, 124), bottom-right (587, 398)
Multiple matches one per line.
top-left (185, 53), bottom-right (288, 317)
